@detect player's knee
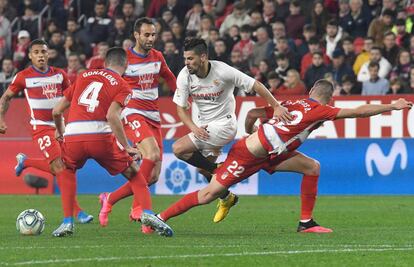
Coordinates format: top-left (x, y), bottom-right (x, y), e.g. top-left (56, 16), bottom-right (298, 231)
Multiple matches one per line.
top-left (147, 175), bottom-right (158, 185)
top-left (50, 158), bottom-right (65, 174)
top-left (172, 142), bottom-right (184, 158)
top-left (145, 149), bottom-right (160, 162)
top-left (305, 160), bottom-right (320, 176)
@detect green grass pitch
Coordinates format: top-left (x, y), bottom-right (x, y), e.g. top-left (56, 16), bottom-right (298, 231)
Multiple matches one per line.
top-left (1, 195), bottom-right (413, 266)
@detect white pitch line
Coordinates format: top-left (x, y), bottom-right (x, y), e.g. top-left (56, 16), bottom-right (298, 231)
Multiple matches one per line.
top-left (1, 247), bottom-right (413, 266)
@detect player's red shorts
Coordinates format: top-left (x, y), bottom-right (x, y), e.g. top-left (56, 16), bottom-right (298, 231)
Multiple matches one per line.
top-left (62, 135), bottom-right (133, 175)
top-left (215, 138), bottom-right (267, 188)
top-left (123, 114), bottom-right (163, 157)
top-left (32, 126), bottom-right (62, 163)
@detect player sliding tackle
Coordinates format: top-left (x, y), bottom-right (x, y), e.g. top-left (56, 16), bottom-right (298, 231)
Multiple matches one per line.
top-left (141, 79), bottom-right (413, 234)
top-left (171, 37), bottom-right (292, 223)
top-left (51, 47), bottom-right (173, 237)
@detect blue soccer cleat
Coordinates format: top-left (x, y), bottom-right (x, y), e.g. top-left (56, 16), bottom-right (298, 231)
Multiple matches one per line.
top-left (15, 153), bottom-right (27, 177)
top-left (77, 211), bottom-right (94, 224)
top-left (140, 210), bottom-right (174, 237)
top-left (52, 218), bottom-right (74, 237)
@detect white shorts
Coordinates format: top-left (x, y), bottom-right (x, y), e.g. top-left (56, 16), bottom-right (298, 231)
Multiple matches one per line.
top-left (189, 116), bottom-right (237, 157)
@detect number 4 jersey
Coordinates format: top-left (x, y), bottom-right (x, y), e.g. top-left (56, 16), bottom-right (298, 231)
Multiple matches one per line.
top-left (63, 68), bottom-right (132, 142)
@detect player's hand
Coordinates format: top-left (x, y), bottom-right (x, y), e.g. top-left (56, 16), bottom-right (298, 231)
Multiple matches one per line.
top-left (125, 146), bottom-right (141, 160)
top-left (0, 121), bottom-right (7, 134)
top-left (393, 98), bottom-right (413, 110)
top-left (185, 100), bottom-right (191, 110)
top-left (55, 130), bottom-right (63, 142)
top-left (192, 125), bottom-right (209, 141)
top-left (272, 105), bottom-right (293, 124)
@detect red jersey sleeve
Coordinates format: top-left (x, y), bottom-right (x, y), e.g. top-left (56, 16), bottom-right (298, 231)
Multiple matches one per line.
top-left (63, 81), bottom-right (76, 101)
top-left (159, 52), bottom-right (177, 92)
top-left (7, 73), bottom-right (25, 94)
top-left (60, 69), bottom-right (71, 90)
top-left (317, 104), bottom-right (341, 121)
top-left (264, 106), bottom-right (274, 119)
top-left (113, 81), bottom-right (132, 107)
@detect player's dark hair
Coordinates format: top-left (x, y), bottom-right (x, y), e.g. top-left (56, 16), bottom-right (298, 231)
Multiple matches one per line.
top-left (184, 37), bottom-right (208, 56)
top-left (29, 39), bottom-right (48, 51)
top-left (312, 79), bottom-right (334, 102)
top-left (105, 47), bottom-right (127, 67)
top-left (134, 17), bottom-right (154, 33)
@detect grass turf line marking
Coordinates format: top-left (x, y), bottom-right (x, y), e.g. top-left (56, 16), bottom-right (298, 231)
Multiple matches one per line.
top-left (2, 246), bottom-right (414, 266)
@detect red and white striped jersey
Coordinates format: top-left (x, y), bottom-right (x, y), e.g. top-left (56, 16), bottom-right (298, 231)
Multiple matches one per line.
top-left (63, 68), bottom-right (132, 142)
top-left (258, 99), bottom-right (340, 154)
top-left (121, 47), bottom-right (176, 127)
top-left (8, 66), bottom-right (70, 132)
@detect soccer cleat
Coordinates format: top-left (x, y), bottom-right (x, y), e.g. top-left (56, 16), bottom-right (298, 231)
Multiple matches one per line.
top-left (52, 222), bottom-right (74, 237)
top-left (77, 211), bottom-right (94, 224)
top-left (297, 219), bottom-right (333, 233)
top-left (141, 225), bottom-right (154, 234)
top-left (213, 192), bottom-right (238, 223)
top-left (15, 153), bottom-right (27, 177)
top-left (98, 192), bottom-right (112, 226)
top-left (140, 211), bottom-right (174, 237)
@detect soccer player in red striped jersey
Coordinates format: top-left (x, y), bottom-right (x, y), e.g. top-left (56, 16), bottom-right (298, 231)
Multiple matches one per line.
top-left (141, 80), bottom-right (413, 234)
top-left (51, 47), bottom-right (173, 237)
top-left (0, 39), bottom-right (92, 223)
top-left (98, 18), bottom-right (177, 233)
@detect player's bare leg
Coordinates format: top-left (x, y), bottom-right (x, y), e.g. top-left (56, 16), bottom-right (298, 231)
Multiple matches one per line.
top-left (172, 135), bottom-right (237, 222)
top-left (272, 152), bottom-right (332, 233)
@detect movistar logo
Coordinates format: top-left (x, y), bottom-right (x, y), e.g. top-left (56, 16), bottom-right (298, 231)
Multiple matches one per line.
top-left (365, 139), bottom-right (408, 177)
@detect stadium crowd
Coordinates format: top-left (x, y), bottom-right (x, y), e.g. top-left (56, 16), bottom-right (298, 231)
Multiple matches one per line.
top-left (1, 0), bottom-right (414, 97)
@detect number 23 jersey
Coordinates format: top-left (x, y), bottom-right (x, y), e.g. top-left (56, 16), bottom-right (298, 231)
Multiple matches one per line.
top-left (63, 68), bottom-right (132, 142)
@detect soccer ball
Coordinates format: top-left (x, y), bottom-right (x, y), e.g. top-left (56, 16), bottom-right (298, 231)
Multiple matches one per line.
top-left (16, 209), bottom-right (45, 235)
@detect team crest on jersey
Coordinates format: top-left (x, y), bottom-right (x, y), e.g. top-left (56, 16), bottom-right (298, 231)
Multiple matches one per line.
top-left (213, 79), bottom-right (221, 86)
top-left (42, 82), bottom-right (58, 99)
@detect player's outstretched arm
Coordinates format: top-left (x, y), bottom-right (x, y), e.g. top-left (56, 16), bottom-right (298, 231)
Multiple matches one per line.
top-left (251, 81), bottom-right (292, 123)
top-left (336, 98), bottom-right (413, 119)
top-left (107, 102), bottom-right (132, 149)
top-left (0, 89), bottom-right (16, 134)
top-left (52, 96), bottom-right (71, 138)
top-left (245, 107), bottom-right (268, 134)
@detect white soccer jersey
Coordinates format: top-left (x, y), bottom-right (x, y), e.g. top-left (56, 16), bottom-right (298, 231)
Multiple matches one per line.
top-left (173, 60), bottom-right (255, 124)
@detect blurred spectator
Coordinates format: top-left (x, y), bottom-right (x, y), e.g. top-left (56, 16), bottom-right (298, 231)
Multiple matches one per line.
top-left (229, 50), bottom-right (250, 76)
top-left (409, 66), bottom-right (414, 93)
top-left (43, 19), bottom-right (59, 43)
top-left (21, 5), bottom-right (39, 39)
top-left (300, 37), bottom-right (330, 78)
top-left (0, 0), bottom-right (17, 21)
top-left (161, 9), bottom-right (178, 29)
top-left (254, 59), bottom-right (270, 85)
top-left (262, 0), bottom-right (277, 24)
top-left (171, 21), bottom-right (185, 49)
top-left (86, 42), bottom-right (109, 69)
top-left (122, 38), bottom-right (133, 51)
top-left (0, 14), bottom-right (9, 59)
top-left (353, 37), bottom-right (374, 75)
top-left (357, 46), bottom-right (391, 82)
top-left (159, 0), bottom-right (187, 22)
top-left (271, 21), bottom-right (296, 53)
top-left (393, 7), bottom-right (413, 33)
top-left (394, 19), bottom-right (410, 50)
top-left (86, 1), bottom-right (112, 45)
top-left (223, 25), bottom-right (240, 52)
top-left (185, 2), bottom-right (203, 32)
top-left (275, 53), bottom-right (292, 81)
top-left (49, 31), bottom-right (65, 54)
top-left (341, 0), bottom-right (371, 38)
top-left (107, 0), bottom-right (122, 18)
top-left (273, 37), bottom-right (299, 70)
top-left (308, 0), bottom-right (331, 39)
top-left (387, 77), bottom-right (412, 94)
top-left (108, 16), bottom-right (130, 47)
top-left (267, 71), bottom-right (283, 96)
top-left (382, 0), bottom-right (397, 13)
top-left (297, 24), bottom-right (317, 57)
top-left (252, 27), bottom-right (273, 67)
top-left (342, 36), bottom-right (356, 67)
top-left (361, 61), bottom-right (389, 95)
top-left (66, 18), bottom-right (92, 57)
top-left (232, 25), bottom-right (254, 62)
top-left (285, 0), bottom-right (306, 40)
top-left (304, 51), bottom-right (331, 90)
top-left (0, 57), bottom-right (17, 96)
top-left (274, 0), bottom-right (290, 22)
top-left (201, 0), bottom-right (227, 18)
top-left (207, 27), bottom-right (220, 56)
top-left (368, 9), bottom-right (395, 46)
top-left (163, 40), bottom-right (183, 77)
top-left (65, 53), bottom-right (82, 83)
top-left (147, 0), bottom-right (166, 19)
top-left (337, 75), bottom-right (361, 95)
top-left (198, 15), bottom-right (214, 41)
top-left (382, 31), bottom-right (400, 65)
top-left (155, 29), bottom-right (174, 51)
top-left (366, 0), bottom-right (381, 18)
top-left (63, 34), bottom-right (84, 61)
top-left (390, 49), bottom-right (411, 85)
top-left (338, 0), bottom-right (350, 29)
top-left (275, 69), bottom-right (306, 95)
top-left (48, 47), bottom-right (67, 68)
top-left (122, 0), bottom-right (138, 33)
top-left (248, 10), bottom-right (265, 36)
top-left (13, 30), bottom-right (31, 70)
top-left (324, 19), bottom-right (343, 59)
top-left (212, 39), bottom-right (229, 64)
top-left (219, 2), bottom-right (250, 36)
top-left (330, 49), bottom-right (355, 85)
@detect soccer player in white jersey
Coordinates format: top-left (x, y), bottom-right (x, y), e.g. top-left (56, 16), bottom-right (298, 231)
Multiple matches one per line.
top-left (172, 38), bottom-right (292, 222)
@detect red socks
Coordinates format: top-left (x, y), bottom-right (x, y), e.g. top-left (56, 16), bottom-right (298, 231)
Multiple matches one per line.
top-left (140, 159), bottom-right (155, 183)
top-left (24, 158), bottom-right (51, 173)
top-left (56, 169), bottom-right (77, 218)
top-left (108, 182), bottom-right (132, 205)
top-left (160, 191), bottom-right (200, 221)
top-left (300, 175), bottom-right (319, 220)
top-left (129, 172), bottom-right (152, 211)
